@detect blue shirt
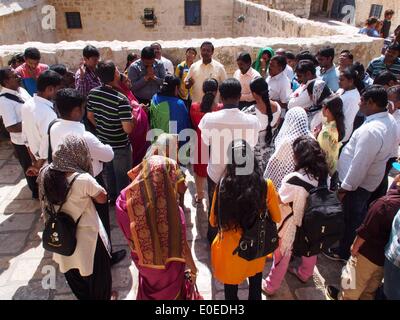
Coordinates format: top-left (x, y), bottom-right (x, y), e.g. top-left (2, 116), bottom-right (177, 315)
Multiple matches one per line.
top-left (386, 209), bottom-right (400, 268)
top-left (317, 65), bottom-right (339, 92)
top-left (358, 28), bottom-right (380, 37)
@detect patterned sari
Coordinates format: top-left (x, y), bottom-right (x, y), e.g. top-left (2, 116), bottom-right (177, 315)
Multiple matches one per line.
top-left (115, 155), bottom-right (187, 300)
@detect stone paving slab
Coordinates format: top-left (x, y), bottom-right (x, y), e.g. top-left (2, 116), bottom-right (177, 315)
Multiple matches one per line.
top-left (0, 199), bottom-right (40, 215)
top-left (0, 232), bottom-right (30, 255)
top-left (0, 213), bottom-right (36, 232)
top-left (0, 164), bottom-right (23, 184)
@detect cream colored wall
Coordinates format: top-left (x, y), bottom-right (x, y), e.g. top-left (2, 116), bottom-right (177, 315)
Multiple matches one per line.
top-left (355, 0), bottom-right (400, 34)
top-left (0, 0), bottom-right (57, 45)
top-left (233, 0), bottom-right (358, 38)
top-left (48, 0), bottom-right (234, 42)
top-left (248, 0), bottom-right (312, 18)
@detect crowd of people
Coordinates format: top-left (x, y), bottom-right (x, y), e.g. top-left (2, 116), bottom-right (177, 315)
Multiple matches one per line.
top-left (1, 30), bottom-right (400, 300)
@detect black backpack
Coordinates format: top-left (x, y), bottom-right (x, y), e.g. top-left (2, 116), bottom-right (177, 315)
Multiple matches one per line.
top-left (216, 183), bottom-right (279, 261)
top-left (282, 176), bottom-right (345, 257)
top-left (42, 174), bottom-right (81, 256)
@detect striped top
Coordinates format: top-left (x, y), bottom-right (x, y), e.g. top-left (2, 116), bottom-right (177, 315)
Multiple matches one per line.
top-left (87, 86), bottom-right (132, 149)
top-left (367, 56), bottom-right (400, 79)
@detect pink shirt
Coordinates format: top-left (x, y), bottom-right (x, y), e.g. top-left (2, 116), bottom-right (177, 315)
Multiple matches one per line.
top-left (233, 67), bottom-right (261, 102)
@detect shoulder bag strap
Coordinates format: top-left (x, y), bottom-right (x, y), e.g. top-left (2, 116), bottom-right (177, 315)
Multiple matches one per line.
top-left (57, 173), bottom-right (81, 214)
top-left (47, 119), bottom-right (60, 164)
top-left (0, 93), bottom-right (25, 104)
top-left (286, 176), bottom-right (315, 193)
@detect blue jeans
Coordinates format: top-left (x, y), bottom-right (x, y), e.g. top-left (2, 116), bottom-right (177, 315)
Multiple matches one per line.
top-left (105, 145), bottom-right (132, 201)
top-left (384, 258), bottom-right (400, 300)
top-left (338, 187), bottom-right (371, 260)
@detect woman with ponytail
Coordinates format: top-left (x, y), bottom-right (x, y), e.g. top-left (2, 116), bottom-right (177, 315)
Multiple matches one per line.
top-left (190, 78), bottom-right (223, 203)
top-left (337, 66), bottom-right (362, 143)
top-left (243, 77), bottom-right (281, 172)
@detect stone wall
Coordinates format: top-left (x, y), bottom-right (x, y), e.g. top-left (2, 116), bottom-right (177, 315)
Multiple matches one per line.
top-left (0, 35), bottom-right (383, 77)
top-left (248, 0), bottom-right (312, 19)
top-left (0, 0), bottom-right (57, 45)
top-left (47, 0), bottom-right (234, 42)
top-left (233, 0), bottom-right (359, 38)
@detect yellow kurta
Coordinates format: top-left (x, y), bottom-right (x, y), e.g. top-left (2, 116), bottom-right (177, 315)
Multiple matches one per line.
top-left (210, 179), bottom-right (281, 285)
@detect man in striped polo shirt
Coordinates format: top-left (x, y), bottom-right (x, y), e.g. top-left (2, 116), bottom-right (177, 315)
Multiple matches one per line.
top-left (87, 60), bottom-right (135, 204)
top-left (367, 42), bottom-right (400, 80)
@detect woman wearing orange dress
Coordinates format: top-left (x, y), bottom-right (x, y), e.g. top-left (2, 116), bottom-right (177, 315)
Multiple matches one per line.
top-left (209, 140), bottom-right (281, 300)
top-left (190, 78), bottom-right (223, 203)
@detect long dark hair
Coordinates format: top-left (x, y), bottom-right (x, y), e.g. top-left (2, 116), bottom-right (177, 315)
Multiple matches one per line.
top-left (200, 78), bottom-right (219, 113)
top-left (43, 169), bottom-right (69, 205)
top-left (250, 77), bottom-right (273, 145)
top-left (160, 75), bottom-right (181, 97)
top-left (322, 95), bottom-right (346, 142)
top-left (342, 64), bottom-right (365, 93)
top-left (218, 140), bottom-right (267, 231)
top-left (293, 136), bottom-right (329, 182)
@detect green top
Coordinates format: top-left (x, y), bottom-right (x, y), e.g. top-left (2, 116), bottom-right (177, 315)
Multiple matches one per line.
top-left (253, 47), bottom-right (275, 75)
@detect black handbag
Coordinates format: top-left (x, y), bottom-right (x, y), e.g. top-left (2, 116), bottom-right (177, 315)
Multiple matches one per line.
top-left (42, 174), bottom-right (81, 256)
top-left (216, 183), bottom-right (279, 261)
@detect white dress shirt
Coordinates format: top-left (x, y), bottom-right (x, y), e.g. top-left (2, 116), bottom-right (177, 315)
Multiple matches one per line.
top-left (338, 112), bottom-right (399, 192)
top-left (267, 71), bottom-right (293, 104)
top-left (233, 68), bottom-right (261, 102)
top-left (185, 59), bottom-right (228, 103)
top-left (337, 88), bottom-right (361, 143)
top-left (284, 64), bottom-right (294, 81)
top-left (21, 95), bottom-right (57, 160)
top-left (0, 87), bottom-right (31, 145)
top-left (50, 119), bottom-right (114, 177)
top-left (198, 106), bottom-right (261, 183)
top-left (161, 56), bottom-right (174, 74)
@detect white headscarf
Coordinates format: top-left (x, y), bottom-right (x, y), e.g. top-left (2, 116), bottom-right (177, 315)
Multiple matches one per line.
top-left (264, 107), bottom-right (311, 189)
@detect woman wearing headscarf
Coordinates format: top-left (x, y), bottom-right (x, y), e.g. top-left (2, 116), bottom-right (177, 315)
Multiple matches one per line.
top-left (115, 147), bottom-right (197, 300)
top-left (253, 47), bottom-right (275, 79)
top-left (306, 79), bottom-right (332, 131)
top-left (38, 135), bottom-right (112, 300)
top-left (264, 107), bottom-right (312, 190)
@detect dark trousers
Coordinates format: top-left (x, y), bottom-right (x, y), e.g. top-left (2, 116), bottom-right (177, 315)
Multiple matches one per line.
top-left (338, 187), bottom-right (371, 260)
top-left (95, 173), bottom-right (112, 250)
top-left (64, 237), bottom-right (112, 300)
top-left (368, 157), bottom-right (397, 206)
top-left (207, 175), bottom-right (218, 244)
top-left (224, 272), bottom-right (263, 300)
top-left (239, 101), bottom-right (256, 111)
top-left (12, 143), bottom-right (38, 197)
top-left (105, 145), bottom-right (132, 201)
